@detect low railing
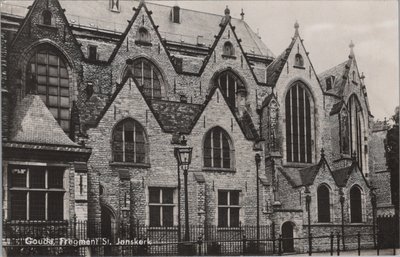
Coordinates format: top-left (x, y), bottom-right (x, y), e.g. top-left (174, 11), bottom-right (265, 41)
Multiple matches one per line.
top-left (2, 220), bottom-right (395, 256)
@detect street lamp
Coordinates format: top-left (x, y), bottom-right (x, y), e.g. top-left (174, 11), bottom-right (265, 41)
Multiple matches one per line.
top-left (339, 188), bottom-right (345, 250)
top-left (174, 144), bottom-right (193, 243)
top-left (305, 186), bottom-right (312, 256)
top-left (255, 153), bottom-right (261, 252)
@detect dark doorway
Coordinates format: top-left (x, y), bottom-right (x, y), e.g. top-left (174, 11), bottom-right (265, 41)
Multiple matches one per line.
top-left (282, 222), bottom-right (294, 253)
top-left (377, 216), bottom-right (399, 249)
top-left (101, 206), bottom-right (114, 256)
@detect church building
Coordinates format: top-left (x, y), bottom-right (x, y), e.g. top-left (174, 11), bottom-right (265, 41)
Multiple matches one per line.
top-left (1, 0), bottom-right (386, 254)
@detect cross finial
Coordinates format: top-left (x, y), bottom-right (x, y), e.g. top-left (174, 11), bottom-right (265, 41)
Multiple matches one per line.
top-left (349, 40), bottom-right (355, 58)
top-left (224, 5), bottom-right (230, 16)
top-left (294, 20), bottom-right (299, 37)
top-left (240, 8), bottom-right (244, 20)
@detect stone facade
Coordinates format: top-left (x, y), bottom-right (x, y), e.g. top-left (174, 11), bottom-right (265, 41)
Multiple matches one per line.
top-left (1, 0), bottom-right (388, 253)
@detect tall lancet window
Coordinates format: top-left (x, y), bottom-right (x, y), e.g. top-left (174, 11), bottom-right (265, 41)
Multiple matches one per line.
top-left (340, 108), bottom-right (350, 154)
top-left (285, 81), bottom-right (313, 163)
top-left (348, 95), bottom-right (363, 170)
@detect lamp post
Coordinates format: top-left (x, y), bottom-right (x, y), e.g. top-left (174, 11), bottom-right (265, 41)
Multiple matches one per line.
top-left (339, 188), bottom-right (345, 251)
top-left (174, 151), bottom-right (182, 243)
top-left (255, 153), bottom-right (261, 252)
top-left (305, 186), bottom-right (312, 256)
top-left (370, 188), bottom-right (377, 248)
top-left (174, 142), bottom-right (193, 243)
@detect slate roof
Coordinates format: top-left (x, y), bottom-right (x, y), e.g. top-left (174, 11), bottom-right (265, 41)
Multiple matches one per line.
top-left (266, 39), bottom-right (295, 87)
top-left (9, 94), bottom-right (78, 146)
top-left (318, 60), bottom-right (350, 96)
top-left (330, 100), bottom-right (345, 115)
top-left (279, 161), bottom-right (323, 187)
top-left (331, 164), bottom-right (354, 187)
top-left (238, 110), bottom-right (260, 140)
top-left (2, 1), bottom-right (274, 57)
top-left (149, 99), bottom-right (203, 134)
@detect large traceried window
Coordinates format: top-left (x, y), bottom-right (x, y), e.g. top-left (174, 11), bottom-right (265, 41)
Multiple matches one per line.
top-left (148, 187), bottom-right (175, 227)
top-left (285, 81), bottom-right (313, 163)
top-left (317, 185), bottom-right (331, 222)
top-left (204, 127), bottom-right (233, 169)
top-left (9, 165), bottom-right (65, 220)
top-left (27, 49), bottom-right (70, 132)
top-left (348, 95), bottom-right (363, 170)
top-left (218, 190), bottom-right (240, 227)
top-left (127, 58), bottom-right (163, 99)
top-left (214, 71), bottom-right (246, 108)
top-left (350, 186), bottom-right (363, 223)
top-left (112, 119), bottom-right (148, 163)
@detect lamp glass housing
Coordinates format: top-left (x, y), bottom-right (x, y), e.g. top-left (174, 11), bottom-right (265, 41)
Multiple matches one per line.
top-left (175, 147), bottom-right (193, 171)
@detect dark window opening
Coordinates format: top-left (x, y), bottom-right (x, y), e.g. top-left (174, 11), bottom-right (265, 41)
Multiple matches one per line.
top-left (172, 6), bottom-right (180, 23)
top-left (137, 27), bottom-right (150, 43)
top-left (218, 190), bottom-right (240, 227)
top-left (223, 42), bottom-right (235, 56)
top-left (204, 127), bottom-right (233, 169)
top-left (42, 10), bottom-right (52, 26)
top-left (317, 185), bottom-right (331, 222)
top-left (295, 54), bottom-right (304, 67)
top-left (149, 187), bottom-right (175, 227)
top-left (112, 119), bottom-right (148, 164)
top-left (285, 81), bottom-right (312, 163)
top-left (9, 165), bottom-right (65, 220)
top-left (88, 45), bottom-right (97, 61)
top-left (350, 186), bottom-right (362, 223)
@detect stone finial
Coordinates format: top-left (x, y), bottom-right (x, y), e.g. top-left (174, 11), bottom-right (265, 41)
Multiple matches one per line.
top-left (294, 20), bottom-right (299, 37)
top-left (240, 8), bottom-right (244, 20)
top-left (224, 5), bottom-right (230, 16)
top-left (349, 40), bottom-right (355, 58)
top-left (320, 148), bottom-right (325, 159)
top-left (351, 151), bottom-right (357, 161)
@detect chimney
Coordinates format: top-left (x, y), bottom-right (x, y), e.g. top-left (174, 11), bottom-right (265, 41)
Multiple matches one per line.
top-left (172, 5), bottom-right (180, 23)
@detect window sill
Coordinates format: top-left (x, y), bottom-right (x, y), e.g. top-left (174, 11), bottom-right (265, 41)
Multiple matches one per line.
top-left (293, 65), bottom-right (305, 70)
top-left (217, 227), bottom-right (243, 231)
top-left (135, 40), bottom-right (152, 46)
top-left (110, 162), bottom-right (150, 168)
top-left (37, 24), bottom-right (58, 31)
top-left (9, 188), bottom-right (65, 192)
top-left (221, 54), bottom-right (237, 60)
top-left (202, 167), bottom-right (236, 173)
top-left (283, 162), bottom-right (314, 168)
top-left (147, 227), bottom-right (178, 231)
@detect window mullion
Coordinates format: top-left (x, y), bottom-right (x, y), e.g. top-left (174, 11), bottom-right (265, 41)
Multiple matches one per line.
top-left (227, 192), bottom-right (231, 227)
top-left (220, 132), bottom-right (223, 167)
top-left (151, 66), bottom-right (154, 99)
top-left (303, 88), bottom-right (307, 161)
top-left (26, 169), bottom-right (30, 220)
top-left (289, 89), bottom-right (293, 160)
top-left (160, 190), bottom-right (163, 226)
top-left (141, 61), bottom-right (144, 86)
top-left (234, 80), bottom-right (237, 108)
top-left (211, 131), bottom-right (214, 167)
top-left (133, 122), bottom-right (136, 163)
top-left (122, 123), bottom-right (126, 162)
top-left (297, 85), bottom-right (301, 162)
top-left (226, 74), bottom-right (229, 98)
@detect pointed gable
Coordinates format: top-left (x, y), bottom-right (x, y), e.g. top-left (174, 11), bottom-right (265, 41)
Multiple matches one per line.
top-left (266, 41), bottom-right (295, 87)
top-left (10, 94), bottom-right (77, 146)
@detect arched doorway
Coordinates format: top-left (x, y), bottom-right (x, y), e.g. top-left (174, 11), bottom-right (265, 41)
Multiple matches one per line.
top-left (282, 222), bottom-right (294, 252)
top-left (101, 205), bottom-right (116, 256)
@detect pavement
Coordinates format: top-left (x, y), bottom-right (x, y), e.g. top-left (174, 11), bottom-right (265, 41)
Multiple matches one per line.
top-left (291, 248), bottom-right (399, 256)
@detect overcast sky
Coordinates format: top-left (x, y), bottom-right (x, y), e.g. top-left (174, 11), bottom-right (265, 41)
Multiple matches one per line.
top-left (157, 0), bottom-right (399, 121)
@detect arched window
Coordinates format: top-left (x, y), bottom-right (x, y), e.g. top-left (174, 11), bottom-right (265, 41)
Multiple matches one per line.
top-left (204, 127), bottom-right (233, 169)
top-left (350, 186), bottom-right (363, 223)
top-left (348, 95), bottom-right (363, 169)
top-left (340, 108), bottom-right (350, 154)
top-left (214, 70), bottom-right (246, 108)
top-left (126, 58), bottom-right (163, 99)
top-left (223, 42), bottom-right (235, 56)
top-left (317, 185), bottom-right (331, 222)
top-left (42, 10), bottom-right (52, 25)
top-left (285, 81), bottom-right (312, 163)
top-left (27, 49), bottom-right (70, 132)
top-left (137, 27), bottom-right (150, 43)
top-left (112, 119), bottom-right (148, 163)
top-left (295, 54), bottom-right (304, 67)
